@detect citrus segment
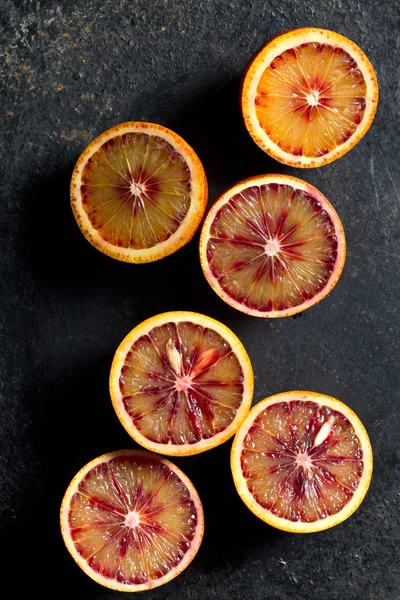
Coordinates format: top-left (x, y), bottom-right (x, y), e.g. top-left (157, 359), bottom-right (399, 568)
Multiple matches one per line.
top-left (110, 312), bottom-right (253, 455)
top-left (71, 122), bottom-right (208, 262)
top-left (60, 450), bottom-right (204, 591)
top-left (242, 28), bottom-right (378, 167)
top-left (231, 392), bottom-right (373, 533)
top-left (200, 175), bottom-right (345, 317)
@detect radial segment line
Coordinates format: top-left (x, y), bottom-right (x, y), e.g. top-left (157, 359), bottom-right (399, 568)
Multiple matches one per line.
top-left (123, 361), bottom-right (173, 382)
top-left (140, 197), bottom-right (162, 243)
top-left (86, 192), bottom-right (132, 216)
top-left (268, 102), bottom-right (311, 142)
top-left (95, 194), bottom-right (131, 230)
top-left (293, 46), bottom-right (312, 88)
top-left (84, 527), bottom-right (125, 562)
top-left (318, 46), bottom-right (336, 89)
top-left (256, 102), bottom-right (310, 128)
top-left (141, 156), bottom-right (170, 183)
top-left (78, 491), bottom-right (126, 516)
top-left (99, 151), bottom-right (131, 185)
top-left (82, 183), bottom-right (130, 189)
top-left (281, 234), bottom-right (328, 247)
top-left (126, 392), bottom-right (173, 420)
top-left (244, 423), bottom-right (297, 450)
top-left (149, 177), bottom-right (189, 183)
top-left (138, 134), bottom-right (150, 182)
top-left (238, 255), bottom-right (268, 301)
top-left (317, 102), bottom-right (359, 127)
top-left (279, 209), bottom-right (322, 243)
top-left (268, 466), bottom-right (298, 509)
top-left (190, 384), bottom-right (237, 410)
top-left (209, 236), bottom-right (265, 248)
top-left (264, 62), bottom-right (308, 93)
top-left (191, 349), bottom-right (232, 379)
top-left (275, 253), bottom-right (306, 301)
top-left (141, 189), bottom-right (182, 223)
top-left (226, 254), bottom-right (266, 274)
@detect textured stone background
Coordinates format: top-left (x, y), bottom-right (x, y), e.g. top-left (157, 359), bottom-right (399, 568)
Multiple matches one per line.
top-left (1, 1), bottom-right (399, 599)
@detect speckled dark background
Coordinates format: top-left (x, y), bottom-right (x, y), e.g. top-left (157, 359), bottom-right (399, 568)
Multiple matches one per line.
top-left (1, 0), bottom-right (399, 598)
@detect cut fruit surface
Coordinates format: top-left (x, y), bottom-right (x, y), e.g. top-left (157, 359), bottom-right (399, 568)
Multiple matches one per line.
top-left (71, 122), bottom-right (208, 263)
top-left (110, 312), bottom-right (253, 456)
top-left (60, 450), bottom-right (204, 591)
top-left (231, 391), bottom-right (373, 533)
top-left (199, 174), bottom-right (345, 318)
top-left (242, 28), bottom-right (378, 167)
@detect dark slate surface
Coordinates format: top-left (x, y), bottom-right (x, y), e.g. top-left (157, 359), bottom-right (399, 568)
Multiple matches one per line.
top-left (1, 1), bottom-right (399, 598)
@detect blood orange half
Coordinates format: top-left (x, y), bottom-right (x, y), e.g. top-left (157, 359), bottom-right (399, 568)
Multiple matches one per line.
top-left (60, 450), bottom-right (204, 591)
top-left (199, 174), bottom-right (345, 318)
top-left (71, 122), bottom-right (208, 263)
top-left (242, 28), bottom-right (378, 167)
top-left (231, 391), bottom-right (373, 533)
top-left (110, 312), bottom-right (253, 456)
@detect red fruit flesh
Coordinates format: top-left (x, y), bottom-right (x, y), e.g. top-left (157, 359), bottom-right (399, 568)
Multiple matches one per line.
top-left (255, 42), bottom-right (367, 157)
top-left (206, 183), bottom-right (338, 313)
top-left (81, 132), bottom-right (191, 248)
top-left (119, 321), bottom-right (245, 445)
top-left (240, 400), bottom-right (364, 522)
top-left (68, 454), bottom-right (198, 584)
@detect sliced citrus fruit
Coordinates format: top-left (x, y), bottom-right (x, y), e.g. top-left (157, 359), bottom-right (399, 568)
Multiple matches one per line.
top-left (60, 450), bottom-right (204, 591)
top-left (199, 174), bottom-right (345, 318)
top-left (231, 391), bottom-right (373, 533)
top-left (110, 311), bottom-right (253, 456)
top-left (70, 122), bottom-right (208, 263)
top-left (242, 28), bottom-right (378, 167)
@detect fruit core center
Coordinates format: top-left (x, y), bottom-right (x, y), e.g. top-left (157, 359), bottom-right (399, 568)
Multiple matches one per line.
top-left (175, 375), bottom-right (192, 392)
top-left (165, 339), bottom-right (220, 393)
top-left (125, 511), bottom-right (141, 529)
top-left (306, 90), bottom-right (319, 106)
top-left (130, 181), bottom-right (146, 196)
top-left (264, 238), bottom-right (280, 256)
top-left (295, 452), bottom-right (312, 470)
